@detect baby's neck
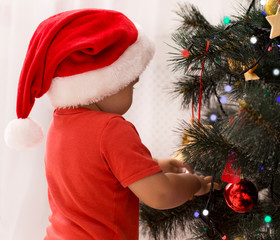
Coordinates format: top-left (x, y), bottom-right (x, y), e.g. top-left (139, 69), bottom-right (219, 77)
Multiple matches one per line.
top-left (79, 103), bottom-right (101, 111)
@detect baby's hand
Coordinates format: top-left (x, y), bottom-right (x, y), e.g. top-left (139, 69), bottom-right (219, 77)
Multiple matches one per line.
top-left (156, 158), bottom-right (193, 174)
top-left (193, 175), bottom-right (222, 196)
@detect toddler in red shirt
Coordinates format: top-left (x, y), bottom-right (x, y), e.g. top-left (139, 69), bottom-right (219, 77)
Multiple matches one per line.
top-left (5, 9), bottom-right (220, 240)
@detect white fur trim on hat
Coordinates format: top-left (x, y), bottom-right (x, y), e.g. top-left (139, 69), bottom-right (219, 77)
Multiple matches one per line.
top-left (4, 118), bottom-right (44, 151)
top-left (47, 27), bottom-right (155, 108)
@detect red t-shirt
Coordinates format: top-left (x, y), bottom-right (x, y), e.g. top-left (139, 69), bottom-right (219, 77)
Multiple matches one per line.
top-left (44, 107), bottom-right (162, 240)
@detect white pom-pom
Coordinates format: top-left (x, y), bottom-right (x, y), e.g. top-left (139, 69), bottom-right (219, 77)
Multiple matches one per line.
top-left (4, 118), bottom-right (44, 151)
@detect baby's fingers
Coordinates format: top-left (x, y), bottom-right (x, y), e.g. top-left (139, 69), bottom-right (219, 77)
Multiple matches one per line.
top-left (174, 161), bottom-right (193, 174)
top-left (183, 163), bottom-right (194, 174)
top-left (213, 182), bottom-right (222, 190)
top-left (202, 176), bottom-right (222, 191)
top-left (203, 176), bottom-right (212, 183)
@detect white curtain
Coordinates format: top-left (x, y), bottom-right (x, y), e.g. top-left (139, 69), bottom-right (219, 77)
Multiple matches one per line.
top-left (0, 0), bottom-right (246, 239)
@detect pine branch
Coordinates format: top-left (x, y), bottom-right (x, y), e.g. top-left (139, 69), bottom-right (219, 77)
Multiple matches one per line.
top-left (141, 2), bottom-right (280, 239)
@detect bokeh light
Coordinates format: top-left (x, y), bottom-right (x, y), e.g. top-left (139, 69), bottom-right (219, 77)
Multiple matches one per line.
top-left (194, 211), bottom-right (200, 218)
top-left (225, 85), bottom-right (232, 92)
top-left (250, 36), bottom-right (257, 44)
top-left (202, 209), bottom-right (209, 216)
top-left (220, 96), bottom-right (227, 103)
top-left (210, 114), bottom-right (217, 122)
top-left (273, 68), bottom-right (280, 76)
top-left (264, 215), bottom-right (272, 223)
top-left (223, 17), bottom-right (231, 25)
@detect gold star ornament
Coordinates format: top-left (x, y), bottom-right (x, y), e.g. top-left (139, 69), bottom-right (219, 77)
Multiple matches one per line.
top-left (266, 6), bottom-right (280, 39)
top-left (243, 62), bottom-right (259, 81)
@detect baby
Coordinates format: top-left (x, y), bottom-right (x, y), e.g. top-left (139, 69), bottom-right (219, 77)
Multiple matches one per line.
top-left (5, 9), bottom-right (220, 240)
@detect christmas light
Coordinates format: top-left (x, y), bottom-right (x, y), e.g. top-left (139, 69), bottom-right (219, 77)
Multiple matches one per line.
top-left (250, 36), bottom-right (258, 44)
top-left (210, 114), bottom-right (217, 121)
top-left (262, 11), bottom-right (267, 15)
top-left (225, 85), bottom-right (232, 92)
top-left (181, 49), bottom-right (190, 58)
top-left (194, 211), bottom-right (200, 218)
top-left (202, 209), bottom-right (209, 216)
top-left (273, 68), bottom-right (280, 76)
top-left (264, 215), bottom-right (272, 223)
top-left (276, 96), bottom-right (280, 103)
top-left (223, 17), bottom-right (231, 25)
top-left (260, 0), bottom-right (266, 5)
top-left (259, 166), bottom-right (264, 170)
top-left (220, 96), bottom-right (227, 103)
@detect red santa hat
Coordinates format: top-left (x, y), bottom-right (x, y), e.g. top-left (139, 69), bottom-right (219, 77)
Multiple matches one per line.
top-left (4, 9), bottom-right (155, 151)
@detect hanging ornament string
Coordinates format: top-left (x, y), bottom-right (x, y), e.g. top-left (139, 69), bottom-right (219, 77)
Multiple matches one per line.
top-left (198, 41), bottom-right (210, 122)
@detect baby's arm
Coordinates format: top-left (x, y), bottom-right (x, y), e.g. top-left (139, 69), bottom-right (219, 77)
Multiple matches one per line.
top-left (128, 170), bottom-right (220, 210)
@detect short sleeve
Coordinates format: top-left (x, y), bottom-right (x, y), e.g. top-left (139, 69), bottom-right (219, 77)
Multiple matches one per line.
top-left (100, 117), bottom-right (162, 187)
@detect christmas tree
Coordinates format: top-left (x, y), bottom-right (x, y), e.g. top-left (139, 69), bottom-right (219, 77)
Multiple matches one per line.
top-left (140, 0), bottom-right (280, 239)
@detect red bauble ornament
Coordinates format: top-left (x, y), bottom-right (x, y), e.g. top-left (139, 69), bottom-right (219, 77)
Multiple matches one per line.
top-left (181, 49), bottom-right (190, 58)
top-left (224, 179), bottom-right (258, 213)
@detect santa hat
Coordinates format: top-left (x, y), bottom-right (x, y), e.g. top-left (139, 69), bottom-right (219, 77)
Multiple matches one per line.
top-left (4, 9), bottom-right (155, 151)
